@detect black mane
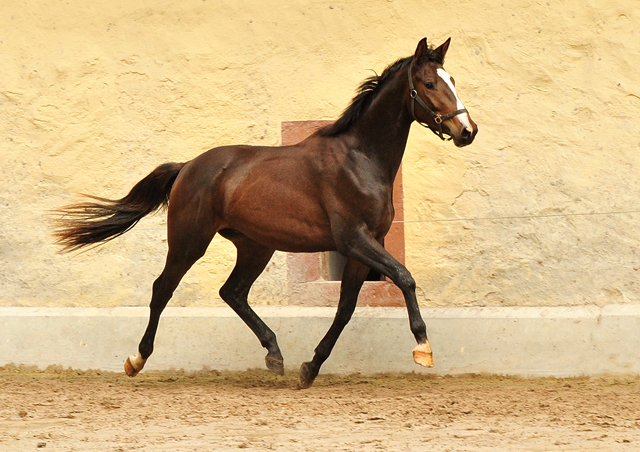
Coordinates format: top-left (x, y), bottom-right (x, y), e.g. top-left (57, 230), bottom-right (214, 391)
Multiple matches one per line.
top-left (319, 47), bottom-right (443, 137)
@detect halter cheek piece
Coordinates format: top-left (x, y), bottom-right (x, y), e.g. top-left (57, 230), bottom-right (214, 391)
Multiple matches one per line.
top-left (407, 65), bottom-right (468, 141)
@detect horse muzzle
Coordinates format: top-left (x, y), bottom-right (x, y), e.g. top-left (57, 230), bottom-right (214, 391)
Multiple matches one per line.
top-left (453, 122), bottom-right (478, 147)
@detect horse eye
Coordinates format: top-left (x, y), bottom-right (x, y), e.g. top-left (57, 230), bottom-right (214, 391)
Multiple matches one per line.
top-left (425, 82), bottom-right (435, 90)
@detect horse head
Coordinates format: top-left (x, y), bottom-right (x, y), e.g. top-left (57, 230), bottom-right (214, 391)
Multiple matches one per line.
top-left (409, 37), bottom-right (478, 147)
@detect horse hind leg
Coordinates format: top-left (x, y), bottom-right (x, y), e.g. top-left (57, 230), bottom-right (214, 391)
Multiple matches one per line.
top-left (218, 230), bottom-right (283, 375)
top-left (299, 257), bottom-right (370, 389)
top-left (125, 262), bottom-right (196, 376)
top-left (125, 223), bottom-right (216, 377)
top-left (125, 251), bottom-right (211, 377)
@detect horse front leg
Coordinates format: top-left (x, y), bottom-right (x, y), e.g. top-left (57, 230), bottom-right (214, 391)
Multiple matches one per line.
top-left (299, 258), bottom-right (370, 389)
top-left (341, 230), bottom-right (434, 369)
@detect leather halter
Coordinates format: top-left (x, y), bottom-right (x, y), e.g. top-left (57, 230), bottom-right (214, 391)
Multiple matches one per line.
top-left (408, 65), bottom-right (468, 141)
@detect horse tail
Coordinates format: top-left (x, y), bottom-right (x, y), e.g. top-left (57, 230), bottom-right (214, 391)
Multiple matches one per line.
top-left (54, 162), bottom-right (186, 252)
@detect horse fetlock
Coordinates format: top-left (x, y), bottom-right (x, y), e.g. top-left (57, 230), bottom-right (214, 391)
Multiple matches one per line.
top-left (409, 319), bottom-right (427, 339)
top-left (124, 352), bottom-right (147, 377)
top-left (412, 341), bottom-right (434, 368)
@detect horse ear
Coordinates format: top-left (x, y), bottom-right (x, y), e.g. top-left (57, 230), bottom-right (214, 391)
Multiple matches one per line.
top-left (414, 38), bottom-right (428, 64)
top-left (434, 38), bottom-right (451, 63)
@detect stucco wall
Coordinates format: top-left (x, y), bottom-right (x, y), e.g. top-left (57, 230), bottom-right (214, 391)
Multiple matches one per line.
top-left (1, 0), bottom-right (639, 309)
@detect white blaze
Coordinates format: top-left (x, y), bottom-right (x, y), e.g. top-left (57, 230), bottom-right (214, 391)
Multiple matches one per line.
top-left (436, 68), bottom-right (472, 131)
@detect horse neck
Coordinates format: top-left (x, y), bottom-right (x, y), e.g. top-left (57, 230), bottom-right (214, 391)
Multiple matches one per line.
top-left (351, 71), bottom-right (413, 183)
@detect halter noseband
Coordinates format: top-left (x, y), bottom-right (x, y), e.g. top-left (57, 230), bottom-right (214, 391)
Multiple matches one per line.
top-left (407, 65), bottom-right (468, 141)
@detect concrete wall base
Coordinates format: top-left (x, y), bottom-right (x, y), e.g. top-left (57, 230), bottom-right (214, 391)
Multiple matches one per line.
top-left (1, 305), bottom-right (639, 376)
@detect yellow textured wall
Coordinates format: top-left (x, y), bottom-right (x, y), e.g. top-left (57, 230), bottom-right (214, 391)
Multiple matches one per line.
top-left (1, 0), bottom-right (639, 308)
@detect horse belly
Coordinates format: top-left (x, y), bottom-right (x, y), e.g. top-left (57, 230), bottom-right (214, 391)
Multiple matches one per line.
top-left (225, 188), bottom-right (335, 253)
top-left (232, 212), bottom-right (335, 252)
top-left (249, 220), bottom-right (335, 253)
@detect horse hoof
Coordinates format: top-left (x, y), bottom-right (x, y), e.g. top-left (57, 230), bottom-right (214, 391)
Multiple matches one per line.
top-left (412, 342), bottom-right (434, 368)
top-left (124, 353), bottom-right (145, 377)
top-left (298, 362), bottom-right (316, 389)
top-left (124, 357), bottom-right (139, 377)
top-left (265, 356), bottom-right (285, 376)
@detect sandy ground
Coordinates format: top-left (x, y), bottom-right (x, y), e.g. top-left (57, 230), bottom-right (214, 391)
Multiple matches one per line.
top-left (1, 367), bottom-right (639, 451)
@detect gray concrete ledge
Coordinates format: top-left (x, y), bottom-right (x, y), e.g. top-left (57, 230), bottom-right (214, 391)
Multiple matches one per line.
top-left (1, 305), bottom-right (639, 376)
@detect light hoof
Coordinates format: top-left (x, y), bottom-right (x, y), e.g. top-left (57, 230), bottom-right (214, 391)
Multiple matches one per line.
top-left (124, 353), bottom-right (146, 377)
top-left (265, 356), bottom-right (285, 376)
top-left (412, 342), bottom-right (434, 368)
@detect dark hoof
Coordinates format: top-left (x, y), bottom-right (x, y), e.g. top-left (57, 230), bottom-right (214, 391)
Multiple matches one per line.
top-left (298, 362), bottom-right (317, 389)
top-left (265, 356), bottom-right (285, 376)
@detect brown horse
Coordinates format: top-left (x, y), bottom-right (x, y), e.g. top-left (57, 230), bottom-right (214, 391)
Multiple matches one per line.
top-left (55, 37), bottom-right (477, 388)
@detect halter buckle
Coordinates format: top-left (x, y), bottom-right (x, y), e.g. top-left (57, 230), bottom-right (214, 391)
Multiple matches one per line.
top-left (434, 115), bottom-right (443, 124)
top-left (410, 89), bottom-right (418, 99)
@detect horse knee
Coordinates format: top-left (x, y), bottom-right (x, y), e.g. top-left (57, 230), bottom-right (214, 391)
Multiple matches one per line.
top-left (396, 269), bottom-right (416, 293)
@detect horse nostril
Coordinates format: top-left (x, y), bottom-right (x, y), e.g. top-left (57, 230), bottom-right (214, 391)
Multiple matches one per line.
top-left (461, 128), bottom-right (471, 140)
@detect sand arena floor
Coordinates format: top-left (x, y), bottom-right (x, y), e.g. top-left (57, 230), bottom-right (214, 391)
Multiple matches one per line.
top-left (1, 367), bottom-right (639, 451)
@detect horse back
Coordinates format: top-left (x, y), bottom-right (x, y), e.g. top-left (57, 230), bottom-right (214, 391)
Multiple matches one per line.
top-left (169, 140), bottom-right (342, 252)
